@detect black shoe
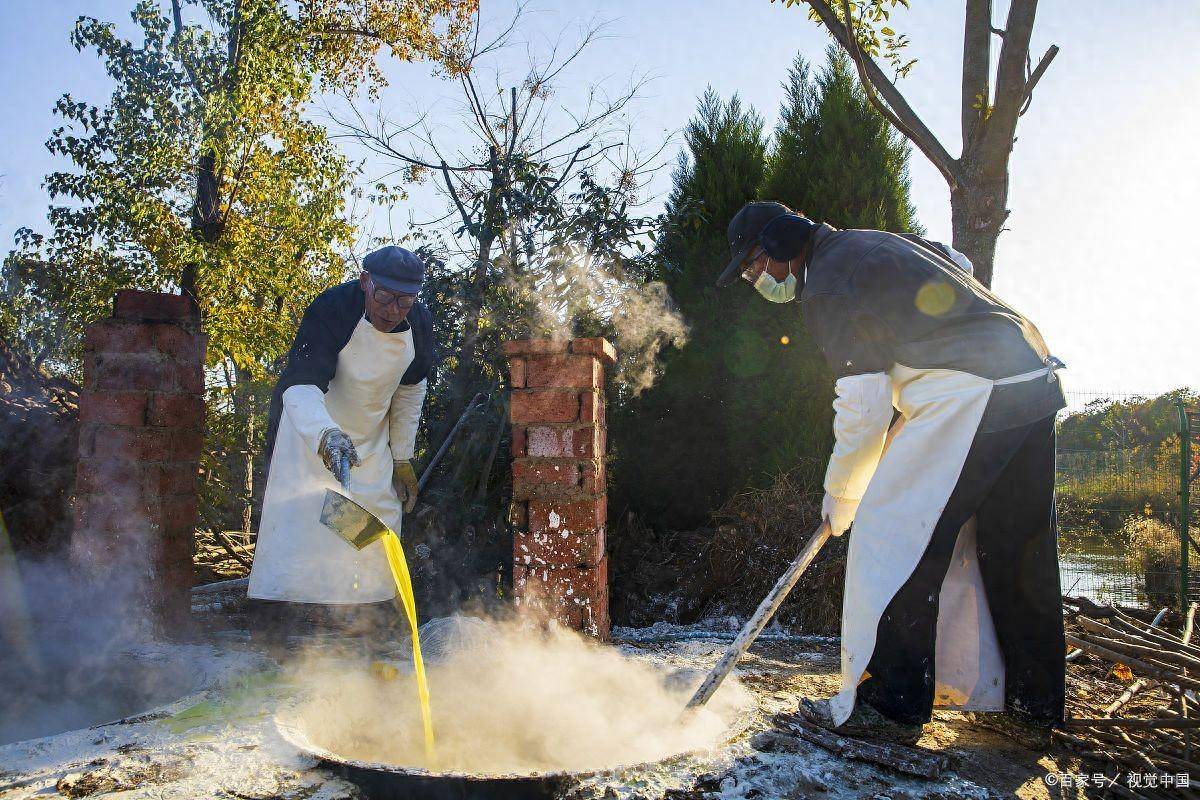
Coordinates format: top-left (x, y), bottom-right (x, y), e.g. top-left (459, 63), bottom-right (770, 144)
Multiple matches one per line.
top-left (964, 711), bottom-right (1054, 751)
top-left (799, 697), bottom-right (923, 746)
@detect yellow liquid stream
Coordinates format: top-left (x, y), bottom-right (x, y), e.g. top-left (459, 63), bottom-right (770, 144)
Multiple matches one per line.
top-left (380, 530), bottom-right (436, 764)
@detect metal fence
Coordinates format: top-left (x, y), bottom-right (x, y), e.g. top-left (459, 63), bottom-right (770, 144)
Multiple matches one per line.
top-left (1055, 390), bottom-right (1195, 608)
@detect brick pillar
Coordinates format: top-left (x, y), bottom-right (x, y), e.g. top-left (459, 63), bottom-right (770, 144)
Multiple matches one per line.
top-left (505, 337), bottom-right (615, 640)
top-left (72, 290), bottom-right (206, 631)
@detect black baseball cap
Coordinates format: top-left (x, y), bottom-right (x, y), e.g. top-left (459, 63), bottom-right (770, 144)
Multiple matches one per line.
top-left (363, 245), bottom-right (424, 294)
top-left (716, 201), bottom-right (791, 287)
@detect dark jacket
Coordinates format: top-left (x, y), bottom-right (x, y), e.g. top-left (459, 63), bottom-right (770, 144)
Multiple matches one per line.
top-left (264, 281), bottom-right (436, 463)
top-left (799, 224), bottom-right (1065, 431)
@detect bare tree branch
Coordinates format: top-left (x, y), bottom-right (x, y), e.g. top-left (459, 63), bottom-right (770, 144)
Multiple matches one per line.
top-left (169, 0), bottom-right (206, 97)
top-left (441, 160), bottom-right (474, 234)
top-left (1019, 45), bottom-right (1059, 117)
top-left (806, 0), bottom-right (962, 188)
top-left (981, 0), bottom-right (1052, 172)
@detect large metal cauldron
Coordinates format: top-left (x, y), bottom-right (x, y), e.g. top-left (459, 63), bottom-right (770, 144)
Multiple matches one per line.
top-left (276, 706), bottom-right (753, 800)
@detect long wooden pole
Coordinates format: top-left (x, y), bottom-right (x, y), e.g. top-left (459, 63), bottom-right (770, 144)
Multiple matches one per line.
top-left (686, 522), bottom-right (832, 709)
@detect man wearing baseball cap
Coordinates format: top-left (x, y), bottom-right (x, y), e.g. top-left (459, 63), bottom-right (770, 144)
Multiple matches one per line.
top-left (248, 245), bottom-right (436, 641)
top-left (719, 202), bottom-right (1066, 748)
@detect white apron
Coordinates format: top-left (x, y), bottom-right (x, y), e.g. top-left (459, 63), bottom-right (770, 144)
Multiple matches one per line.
top-left (830, 364), bottom-right (1003, 725)
top-left (248, 318), bottom-right (413, 604)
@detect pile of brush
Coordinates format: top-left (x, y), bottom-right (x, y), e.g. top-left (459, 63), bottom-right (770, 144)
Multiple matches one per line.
top-left (1060, 596), bottom-right (1200, 797)
top-left (608, 464), bottom-right (842, 633)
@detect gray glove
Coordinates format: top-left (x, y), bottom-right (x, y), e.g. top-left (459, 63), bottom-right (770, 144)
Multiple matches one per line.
top-left (318, 428), bottom-right (361, 487)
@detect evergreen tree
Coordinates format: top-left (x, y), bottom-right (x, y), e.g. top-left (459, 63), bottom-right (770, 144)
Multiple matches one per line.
top-left (610, 89), bottom-right (768, 528)
top-left (765, 47), bottom-right (920, 233)
top-left (612, 47), bottom-right (923, 533)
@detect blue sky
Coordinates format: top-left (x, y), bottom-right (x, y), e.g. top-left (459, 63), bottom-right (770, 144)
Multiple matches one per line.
top-left (2, 1), bottom-right (1199, 396)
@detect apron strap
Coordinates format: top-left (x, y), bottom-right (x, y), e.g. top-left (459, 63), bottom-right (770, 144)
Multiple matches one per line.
top-left (993, 355), bottom-right (1066, 386)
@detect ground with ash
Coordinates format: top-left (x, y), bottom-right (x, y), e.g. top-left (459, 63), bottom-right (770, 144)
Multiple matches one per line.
top-left (0, 621), bottom-right (1082, 800)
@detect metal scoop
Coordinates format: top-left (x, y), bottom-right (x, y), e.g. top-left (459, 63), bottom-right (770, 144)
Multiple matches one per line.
top-left (320, 489), bottom-right (389, 551)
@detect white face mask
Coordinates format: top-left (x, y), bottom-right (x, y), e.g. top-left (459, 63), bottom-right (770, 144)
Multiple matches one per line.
top-left (753, 268), bottom-right (797, 303)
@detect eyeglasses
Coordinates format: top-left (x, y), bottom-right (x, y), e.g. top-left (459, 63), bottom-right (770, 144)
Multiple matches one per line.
top-left (740, 248), bottom-right (768, 281)
top-left (371, 283), bottom-right (417, 309)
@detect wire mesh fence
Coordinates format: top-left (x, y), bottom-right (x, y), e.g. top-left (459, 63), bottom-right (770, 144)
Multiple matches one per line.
top-left (1055, 390), bottom-right (1195, 608)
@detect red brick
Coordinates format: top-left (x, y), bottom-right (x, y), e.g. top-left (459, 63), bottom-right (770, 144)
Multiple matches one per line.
top-left (114, 290), bottom-right (199, 322)
top-left (75, 457), bottom-right (144, 496)
top-left (510, 390), bottom-right (579, 424)
top-left (525, 354), bottom-right (602, 389)
top-left (512, 459), bottom-right (581, 499)
top-left (570, 337), bottom-right (616, 365)
top-left (511, 425), bottom-right (527, 457)
top-left (153, 549), bottom-right (195, 586)
top-left (84, 321), bottom-right (153, 354)
top-left (514, 527), bottom-right (604, 568)
top-left (168, 360), bottom-right (205, 394)
top-left (81, 353), bottom-right (97, 390)
top-left (151, 324), bottom-right (205, 363)
top-left (576, 426), bottom-right (602, 459)
top-left (513, 557), bottom-right (609, 640)
top-left (89, 426), bottom-right (173, 462)
top-left (529, 497), bottom-right (606, 536)
top-left (144, 462), bottom-right (200, 497)
top-left (580, 391), bottom-right (605, 425)
top-left (525, 426), bottom-right (567, 458)
top-left (508, 357), bottom-right (527, 389)
top-left (171, 428), bottom-right (206, 460)
top-left (581, 462), bottom-right (606, 495)
top-left (150, 547), bottom-right (196, 632)
top-left (69, 529), bottom-right (140, 572)
top-left (77, 422), bottom-right (96, 456)
top-left (92, 353), bottom-right (169, 393)
top-left (74, 494), bottom-right (159, 536)
top-left (78, 391), bottom-right (148, 426)
top-left (161, 494), bottom-right (199, 533)
top-left (524, 425), bottom-right (600, 459)
top-left (148, 393), bottom-right (205, 429)
top-left (502, 338), bottom-right (569, 357)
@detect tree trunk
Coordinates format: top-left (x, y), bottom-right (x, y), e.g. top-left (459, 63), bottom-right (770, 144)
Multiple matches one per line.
top-left (950, 173), bottom-right (1008, 288)
top-left (241, 393), bottom-right (255, 538)
top-left (804, 0), bottom-right (1056, 289)
top-left (230, 362), bottom-right (256, 540)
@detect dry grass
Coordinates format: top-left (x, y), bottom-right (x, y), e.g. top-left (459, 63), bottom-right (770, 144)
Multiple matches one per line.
top-left (693, 463), bottom-right (845, 634)
top-left (608, 463), bottom-right (843, 633)
top-left (1121, 515), bottom-right (1181, 570)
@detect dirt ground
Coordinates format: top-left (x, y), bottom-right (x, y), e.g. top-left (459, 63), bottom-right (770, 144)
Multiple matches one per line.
top-left (0, 624), bottom-right (1086, 800)
top-left (706, 638), bottom-right (1081, 799)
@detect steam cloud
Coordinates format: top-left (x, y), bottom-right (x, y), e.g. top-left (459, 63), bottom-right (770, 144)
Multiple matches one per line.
top-left (505, 246), bottom-right (688, 394)
top-left (0, 462), bottom-right (174, 745)
top-left (283, 616), bottom-right (749, 774)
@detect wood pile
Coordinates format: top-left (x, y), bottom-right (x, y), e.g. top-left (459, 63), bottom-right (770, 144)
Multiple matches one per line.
top-left (1062, 596), bottom-right (1200, 798)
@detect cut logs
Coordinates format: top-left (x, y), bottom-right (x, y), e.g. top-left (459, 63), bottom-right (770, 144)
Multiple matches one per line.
top-left (1061, 596), bottom-right (1200, 795)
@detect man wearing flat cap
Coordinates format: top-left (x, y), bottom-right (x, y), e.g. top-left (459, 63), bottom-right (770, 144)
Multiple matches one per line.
top-left (718, 202), bottom-right (1066, 748)
top-left (248, 245), bottom-right (435, 621)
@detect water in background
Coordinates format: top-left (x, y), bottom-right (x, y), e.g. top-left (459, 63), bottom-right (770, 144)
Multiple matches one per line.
top-left (1059, 529), bottom-right (1194, 608)
top-left (1059, 531), bottom-right (1141, 605)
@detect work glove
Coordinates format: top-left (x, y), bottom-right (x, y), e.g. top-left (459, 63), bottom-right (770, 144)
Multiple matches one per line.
top-left (392, 459), bottom-right (419, 513)
top-left (318, 428), bottom-right (360, 487)
top-left (822, 492), bottom-right (860, 537)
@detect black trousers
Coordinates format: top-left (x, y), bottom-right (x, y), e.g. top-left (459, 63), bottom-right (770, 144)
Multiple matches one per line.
top-left (248, 598), bottom-right (401, 654)
top-left (856, 413), bottom-right (1065, 726)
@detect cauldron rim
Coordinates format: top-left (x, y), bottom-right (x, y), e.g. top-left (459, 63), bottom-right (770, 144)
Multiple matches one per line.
top-left (275, 701), bottom-right (754, 783)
